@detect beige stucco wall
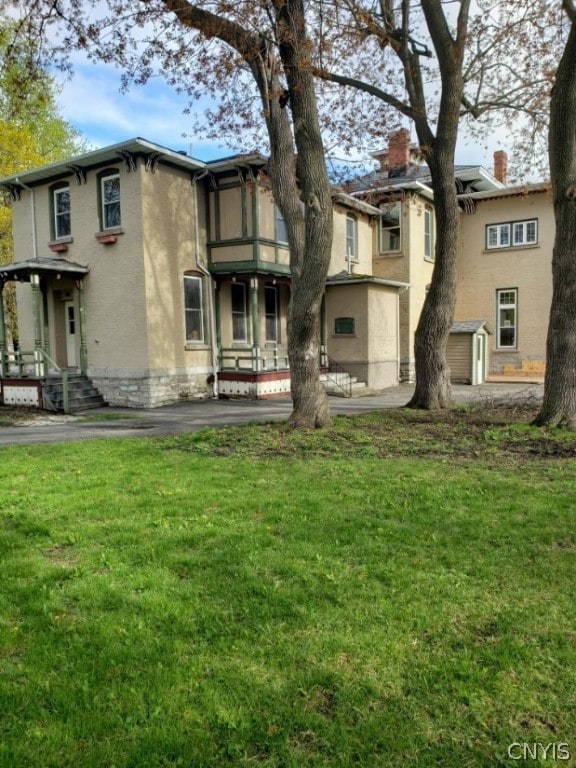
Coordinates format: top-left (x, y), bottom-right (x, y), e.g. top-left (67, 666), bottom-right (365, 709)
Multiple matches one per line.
top-left (372, 195), bottom-right (434, 380)
top-left (329, 205), bottom-right (374, 276)
top-left (326, 282), bottom-right (399, 388)
top-left (455, 190), bottom-right (553, 374)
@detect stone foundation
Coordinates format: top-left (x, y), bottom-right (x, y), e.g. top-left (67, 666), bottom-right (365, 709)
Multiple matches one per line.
top-left (89, 366), bottom-right (212, 408)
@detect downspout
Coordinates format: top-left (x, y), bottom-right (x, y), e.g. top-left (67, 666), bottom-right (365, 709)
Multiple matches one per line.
top-left (192, 170), bottom-right (219, 398)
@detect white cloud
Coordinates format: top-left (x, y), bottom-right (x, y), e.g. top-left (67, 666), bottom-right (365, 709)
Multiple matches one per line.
top-left (55, 62), bottom-right (231, 159)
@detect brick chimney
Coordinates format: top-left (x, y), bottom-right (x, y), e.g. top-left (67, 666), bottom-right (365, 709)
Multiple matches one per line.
top-left (388, 128), bottom-right (411, 176)
top-left (493, 150), bottom-right (508, 185)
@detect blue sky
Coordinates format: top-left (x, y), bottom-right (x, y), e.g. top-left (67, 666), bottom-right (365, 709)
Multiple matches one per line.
top-left (55, 62), bottom-right (240, 162)
top-left (55, 60), bottom-right (511, 175)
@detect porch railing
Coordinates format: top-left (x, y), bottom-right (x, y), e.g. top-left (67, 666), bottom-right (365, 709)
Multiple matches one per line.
top-left (219, 346), bottom-right (290, 372)
top-left (0, 348), bottom-right (69, 413)
top-left (324, 355), bottom-right (353, 397)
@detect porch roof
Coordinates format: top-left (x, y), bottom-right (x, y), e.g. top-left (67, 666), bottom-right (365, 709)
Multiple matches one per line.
top-left (0, 257), bottom-right (90, 281)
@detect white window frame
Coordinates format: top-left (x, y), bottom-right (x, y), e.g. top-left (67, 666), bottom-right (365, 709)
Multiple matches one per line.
top-left (486, 219), bottom-right (537, 250)
top-left (184, 275), bottom-right (205, 343)
top-left (496, 288), bottom-right (517, 349)
top-left (231, 282), bottom-right (249, 343)
top-left (346, 214), bottom-right (358, 262)
top-left (424, 208), bottom-right (434, 260)
top-left (53, 186), bottom-right (71, 239)
top-left (378, 202), bottom-right (402, 253)
top-left (101, 173), bottom-right (121, 229)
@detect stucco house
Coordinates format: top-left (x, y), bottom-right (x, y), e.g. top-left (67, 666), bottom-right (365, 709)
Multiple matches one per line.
top-left (0, 138), bottom-right (406, 409)
top-left (349, 128), bottom-right (552, 384)
top-left (0, 132), bottom-right (552, 410)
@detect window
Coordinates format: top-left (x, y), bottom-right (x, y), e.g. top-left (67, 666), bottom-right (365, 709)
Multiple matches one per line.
top-left (497, 289), bottom-right (517, 348)
top-left (52, 185), bottom-right (71, 238)
top-left (276, 206), bottom-right (288, 244)
top-left (346, 214), bottom-right (358, 262)
top-left (424, 208), bottom-right (434, 260)
top-left (335, 317), bottom-right (355, 335)
top-left (265, 285), bottom-right (279, 343)
top-left (101, 172), bottom-right (121, 229)
top-left (184, 275), bottom-right (204, 343)
top-left (231, 282), bottom-right (248, 342)
top-left (486, 219), bottom-right (537, 249)
top-left (379, 202), bottom-right (401, 252)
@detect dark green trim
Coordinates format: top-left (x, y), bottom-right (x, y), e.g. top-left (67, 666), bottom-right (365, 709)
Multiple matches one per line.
top-left (209, 261), bottom-right (291, 276)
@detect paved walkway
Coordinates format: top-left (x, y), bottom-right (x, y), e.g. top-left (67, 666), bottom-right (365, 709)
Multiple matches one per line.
top-left (0, 382), bottom-right (543, 447)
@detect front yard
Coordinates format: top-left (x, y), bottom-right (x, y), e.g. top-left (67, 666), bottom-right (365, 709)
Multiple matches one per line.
top-left (0, 404), bottom-right (575, 766)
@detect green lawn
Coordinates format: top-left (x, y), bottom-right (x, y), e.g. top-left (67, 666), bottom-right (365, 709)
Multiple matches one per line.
top-left (1, 407), bottom-right (575, 767)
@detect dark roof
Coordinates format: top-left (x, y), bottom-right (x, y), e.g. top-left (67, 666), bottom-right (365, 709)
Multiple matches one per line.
top-left (450, 320), bottom-right (493, 335)
top-left (0, 257), bottom-right (89, 280)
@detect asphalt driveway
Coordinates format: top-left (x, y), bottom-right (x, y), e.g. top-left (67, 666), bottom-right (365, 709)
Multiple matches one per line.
top-left (0, 382), bottom-right (543, 446)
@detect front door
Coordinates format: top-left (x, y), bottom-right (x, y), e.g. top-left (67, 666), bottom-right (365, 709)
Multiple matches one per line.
top-left (64, 300), bottom-right (77, 368)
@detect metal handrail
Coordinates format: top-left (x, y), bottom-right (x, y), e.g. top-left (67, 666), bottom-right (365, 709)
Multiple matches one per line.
top-left (325, 356), bottom-right (352, 397)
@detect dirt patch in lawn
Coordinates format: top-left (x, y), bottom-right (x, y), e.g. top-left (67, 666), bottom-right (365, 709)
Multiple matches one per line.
top-left (166, 398), bottom-right (576, 463)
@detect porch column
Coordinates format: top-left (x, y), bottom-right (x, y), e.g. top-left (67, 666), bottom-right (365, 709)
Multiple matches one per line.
top-left (250, 276), bottom-right (261, 371)
top-left (30, 273), bottom-right (45, 377)
top-left (0, 280), bottom-right (6, 376)
top-left (77, 280), bottom-right (88, 373)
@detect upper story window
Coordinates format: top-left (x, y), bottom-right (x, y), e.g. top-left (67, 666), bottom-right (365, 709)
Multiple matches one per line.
top-left (424, 208), bottom-right (434, 260)
top-left (184, 274), bottom-right (205, 343)
top-left (486, 219), bottom-right (537, 250)
top-left (100, 171), bottom-right (121, 229)
top-left (379, 202), bottom-right (401, 252)
top-left (346, 214), bottom-right (358, 262)
top-left (276, 206), bottom-right (288, 244)
top-left (52, 185), bottom-right (71, 239)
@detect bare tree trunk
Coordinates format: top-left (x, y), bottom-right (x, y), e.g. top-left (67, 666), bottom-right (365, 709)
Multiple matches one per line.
top-left (276, 0), bottom-right (333, 428)
top-left (407, 150), bottom-right (459, 409)
top-left (534, 9), bottom-right (576, 428)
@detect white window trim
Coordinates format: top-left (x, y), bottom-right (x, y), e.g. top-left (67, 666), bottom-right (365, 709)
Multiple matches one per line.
top-left (53, 186), bottom-right (71, 239)
top-left (496, 288), bottom-right (517, 349)
top-left (378, 203), bottom-right (402, 253)
top-left (184, 275), bottom-right (205, 344)
top-left (346, 214), bottom-right (358, 262)
top-left (424, 208), bottom-right (434, 260)
top-left (486, 219), bottom-right (537, 250)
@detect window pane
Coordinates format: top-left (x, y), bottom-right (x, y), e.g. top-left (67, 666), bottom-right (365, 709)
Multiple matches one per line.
top-left (231, 283), bottom-right (247, 342)
top-left (526, 221), bottom-right (536, 242)
top-left (265, 286), bottom-right (278, 342)
top-left (379, 203), bottom-right (401, 252)
top-left (54, 188), bottom-right (71, 238)
top-left (102, 176), bottom-right (121, 228)
top-left (276, 207), bottom-right (288, 243)
top-left (346, 215), bottom-right (357, 260)
top-left (184, 276), bottom-right (204, 342)
top-left (497, 290), bottom-right (516, 348)
top-left (499, 224), bottom-right (510, 246)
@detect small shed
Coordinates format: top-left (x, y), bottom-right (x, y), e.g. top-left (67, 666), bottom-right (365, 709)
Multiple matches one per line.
top-left (447, 321), bottom-right (493, 385)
